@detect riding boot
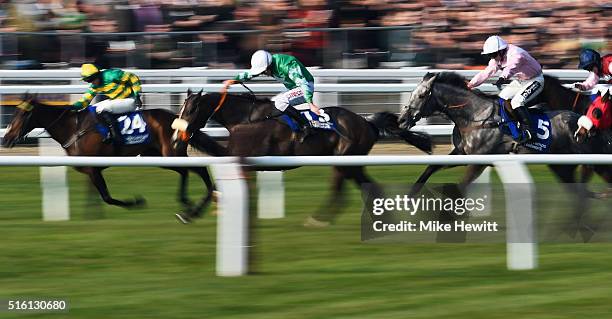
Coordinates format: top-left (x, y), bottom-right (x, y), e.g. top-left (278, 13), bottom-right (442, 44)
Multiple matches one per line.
top-left (96, 111), bottom-right (120, 144)
top-left (283, 105), bottom-right (313, 142)
top-left (514, 105), bottom-right (534, 143)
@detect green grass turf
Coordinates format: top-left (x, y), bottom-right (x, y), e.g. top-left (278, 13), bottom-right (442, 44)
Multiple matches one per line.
top-left (0, 165), bottom-right (610, 318)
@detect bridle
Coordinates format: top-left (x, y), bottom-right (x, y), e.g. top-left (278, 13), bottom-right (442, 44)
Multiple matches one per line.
top-left (411, 82), bottom-right (498, 132)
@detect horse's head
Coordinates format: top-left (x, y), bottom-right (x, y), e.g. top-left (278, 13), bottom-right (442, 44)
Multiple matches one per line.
top-left (2, 93), bottom-right (38, 148)
top-left (171, 89), bottom-right (211, 149)
top-left (398, 73), bottom-right (439, 129)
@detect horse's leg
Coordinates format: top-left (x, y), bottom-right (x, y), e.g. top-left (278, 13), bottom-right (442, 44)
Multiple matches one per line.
top-left (306, 167), bottom-right (347, 227)
top-left (162, 167), bottom-right (193, 208)
top-left (580, 165), bottom-right (594, 183)
top-left (183, 167), bottom-right (216, 219)
top-left (86, 168), bottom-right (146, 208)
top-left (458, 164), bottom-right (488, 193)
top-left (592, 165), bottom-right (612, 198)
top-left (548, 164), bottom-right (594, 241)
top-left (409, 148), bottom-right (462, 196)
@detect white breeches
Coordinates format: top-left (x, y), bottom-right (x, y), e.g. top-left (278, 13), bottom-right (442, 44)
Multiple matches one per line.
top-left (499, 73), bottom-right (544, 109)
top-left (94, 98), bottom-right (136, 114)
top-left (271, 82), bottom-right (314, 111)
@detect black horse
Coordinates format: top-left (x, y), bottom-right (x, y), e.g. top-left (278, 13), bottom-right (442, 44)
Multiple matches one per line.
top-left (2, 94), bottom-right (215, 217)
top-left (397, 72), bottom-right (611, 237)
top-left (171, 90), bottom-right (432, 224)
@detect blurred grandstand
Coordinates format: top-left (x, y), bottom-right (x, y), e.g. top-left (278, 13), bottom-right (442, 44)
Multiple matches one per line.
top-left (0, 0), bottom-right (609, 70)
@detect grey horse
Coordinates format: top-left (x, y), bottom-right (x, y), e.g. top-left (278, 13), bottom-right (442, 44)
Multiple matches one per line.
top-left (398, 72), bottom-right (611, 240)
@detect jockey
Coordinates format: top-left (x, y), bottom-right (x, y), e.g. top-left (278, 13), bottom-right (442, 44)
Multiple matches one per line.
top-left (574, 49), bottom-right (612, 137)
top-left (574, 48), bottom-right (612, 91)
top-left (468, 35), bottom-right (543, 143)
top-left (73, 64), bottom-right (143, 143)
top-left (223, 50), bottom-right (320, 141)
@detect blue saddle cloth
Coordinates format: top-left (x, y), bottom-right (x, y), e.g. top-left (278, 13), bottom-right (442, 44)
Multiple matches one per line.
top-left (498, 98), bottom-right (552, 153)
top-left (88, 106), bottom-right (150, 145)
top-left (280, 110), bottom-right (338, 133)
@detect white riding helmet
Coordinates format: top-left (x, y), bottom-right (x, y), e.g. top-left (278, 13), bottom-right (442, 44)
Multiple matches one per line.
top-left (481, 35), bottom-right (508, 55)
top-left (249, 50), bottom-right (273, 75)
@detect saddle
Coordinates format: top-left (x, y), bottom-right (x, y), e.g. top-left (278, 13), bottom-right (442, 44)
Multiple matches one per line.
top-left (498, 98), bottom-right (553, 153)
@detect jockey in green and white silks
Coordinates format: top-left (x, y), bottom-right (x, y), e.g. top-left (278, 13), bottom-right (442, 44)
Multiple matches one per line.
top-left (73, 64), bottom-right (143, 143)
top-left (223, 50), bottom-right (320, 141)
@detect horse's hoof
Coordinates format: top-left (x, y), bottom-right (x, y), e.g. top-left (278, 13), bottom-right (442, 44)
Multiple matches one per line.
top-left (212, 191), bottom-right (221, 203)
top-left (134, 196), bottom-right (147, 207)
top-left (304, 216), bottom-right (330, 228)
top-left (175, 213), bottom-right (192, 224)
top-left (210, 208), bottom-right (219, 216)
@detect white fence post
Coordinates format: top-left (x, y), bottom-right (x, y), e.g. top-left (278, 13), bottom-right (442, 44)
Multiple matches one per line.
top-left (256, 171), bottom-right (285, 219)
top-left (212, 162), bottom-right (249, 276)
top-left (466, 167), bottom-right (492, 217)
top-left (38, 139), bottom-right (70, 221)
top-left (494, 161), bottom-right (537, 270)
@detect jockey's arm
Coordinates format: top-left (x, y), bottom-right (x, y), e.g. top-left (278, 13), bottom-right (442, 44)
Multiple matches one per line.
top-left (287, 66), bottom-right (319, 113)
top-left (224, 71), bottom-right (253, 89)
top-left (499, 54), bottom-right (523, 80)
top-left (126, 72), bottom-right (142, 97)
top-left (468, 59), bottom-right (498, 89)
top-left (233, 71), bottom-right (253, 83)
top-left (72, 87), bottom-right (97, 110)
top-left (576, 71), bottom-right (599, 91)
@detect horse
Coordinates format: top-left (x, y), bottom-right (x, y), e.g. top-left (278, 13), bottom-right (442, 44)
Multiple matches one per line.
top-left (538, 74), bottom-right (593, 115)
top-left (397, 72), bottom-right (611, 239)
top-left (2, 93), bottom-right (215, 218)
top-left (426, 72), bottom-right (610, 185)
top-left (170, 89), bottom-right (432, 224)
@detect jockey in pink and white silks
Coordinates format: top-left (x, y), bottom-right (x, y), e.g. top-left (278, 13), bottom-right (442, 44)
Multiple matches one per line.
top-left (468, 35), bottom-right (544, 143)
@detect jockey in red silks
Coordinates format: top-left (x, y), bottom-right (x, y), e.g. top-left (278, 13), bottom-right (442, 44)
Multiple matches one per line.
top-left (574, 49), bottom-right (612, 136)
top-left (468, 35), bottom-right (544, 143)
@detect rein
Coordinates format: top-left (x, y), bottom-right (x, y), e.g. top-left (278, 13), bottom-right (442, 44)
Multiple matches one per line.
top-left (572, 91), bottom-right (581, 112)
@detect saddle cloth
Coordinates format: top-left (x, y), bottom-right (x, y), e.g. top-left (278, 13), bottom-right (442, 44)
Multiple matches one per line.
top-left (280, 109), bottom-right (337, 133)
top-left (498, 98), bottom-right (553, 153)
top-left (87, 106), bottom-right (150, 145)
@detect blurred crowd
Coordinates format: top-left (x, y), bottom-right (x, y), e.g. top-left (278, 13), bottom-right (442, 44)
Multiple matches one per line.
top-left (0, 0), bottom-right (610, 69)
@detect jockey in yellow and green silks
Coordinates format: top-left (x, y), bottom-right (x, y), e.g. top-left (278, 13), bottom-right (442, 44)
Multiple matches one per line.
top-left (73, 64), bottom-right (143, 143)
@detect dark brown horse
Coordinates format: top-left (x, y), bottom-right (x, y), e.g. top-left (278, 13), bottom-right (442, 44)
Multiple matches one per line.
top-left (2, 94), bottom-right (215, 217)
top-left (171, 90), bottom-right (432, 224)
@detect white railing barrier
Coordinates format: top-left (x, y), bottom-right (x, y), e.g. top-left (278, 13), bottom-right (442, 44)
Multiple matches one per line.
top-left (0, 83), bottom-right (495, 94)
top-left (211, 163), bottom-right (249, 277)
top-left (1, 155), bottom-right (611, 276)
top-left (256, 171), bottom-right (285, 219)
top-left (493, 161), bottom-right (537, 270)
top-left (0, 68), bottom-right (590, 81)
top-left (38, 139), bottom-right (70, 221)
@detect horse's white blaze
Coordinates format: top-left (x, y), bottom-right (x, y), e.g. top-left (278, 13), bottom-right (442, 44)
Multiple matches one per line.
top-left (171, 119), bottom-right (189, 132)
top-left (577, 115), bottom-right (593, 131)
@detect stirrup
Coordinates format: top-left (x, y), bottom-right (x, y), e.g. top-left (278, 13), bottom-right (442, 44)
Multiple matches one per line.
top-left (101, 133), bottom-right (113, 144)
top-left (517, 128), bottom-right (533, 143)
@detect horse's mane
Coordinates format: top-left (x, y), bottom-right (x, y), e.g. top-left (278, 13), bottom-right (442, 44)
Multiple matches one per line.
top-left (29, 99), bottom-right (73, 111)
top-left (228, 92), bottom-right (270, 104)
top-left (426, 71), bottom-right (469, 90)
top-left (427, 71), bottom-right (501, 100)
top-left (543, 74), bottom-right (573, 93)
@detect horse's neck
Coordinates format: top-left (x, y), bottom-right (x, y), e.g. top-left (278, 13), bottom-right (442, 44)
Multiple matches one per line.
top-left (35, 106), bottom-right (80, 146)
top-left (437, 86), bottom-right (496, 128)
top-left (215, 96), bottom-right (272, 128)
top-left (545, 80), bottom-right (590, 113)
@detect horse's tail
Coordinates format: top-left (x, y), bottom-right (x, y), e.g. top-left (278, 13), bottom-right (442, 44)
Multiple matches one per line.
top-left (365, 112), bottom-right (432, 154)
